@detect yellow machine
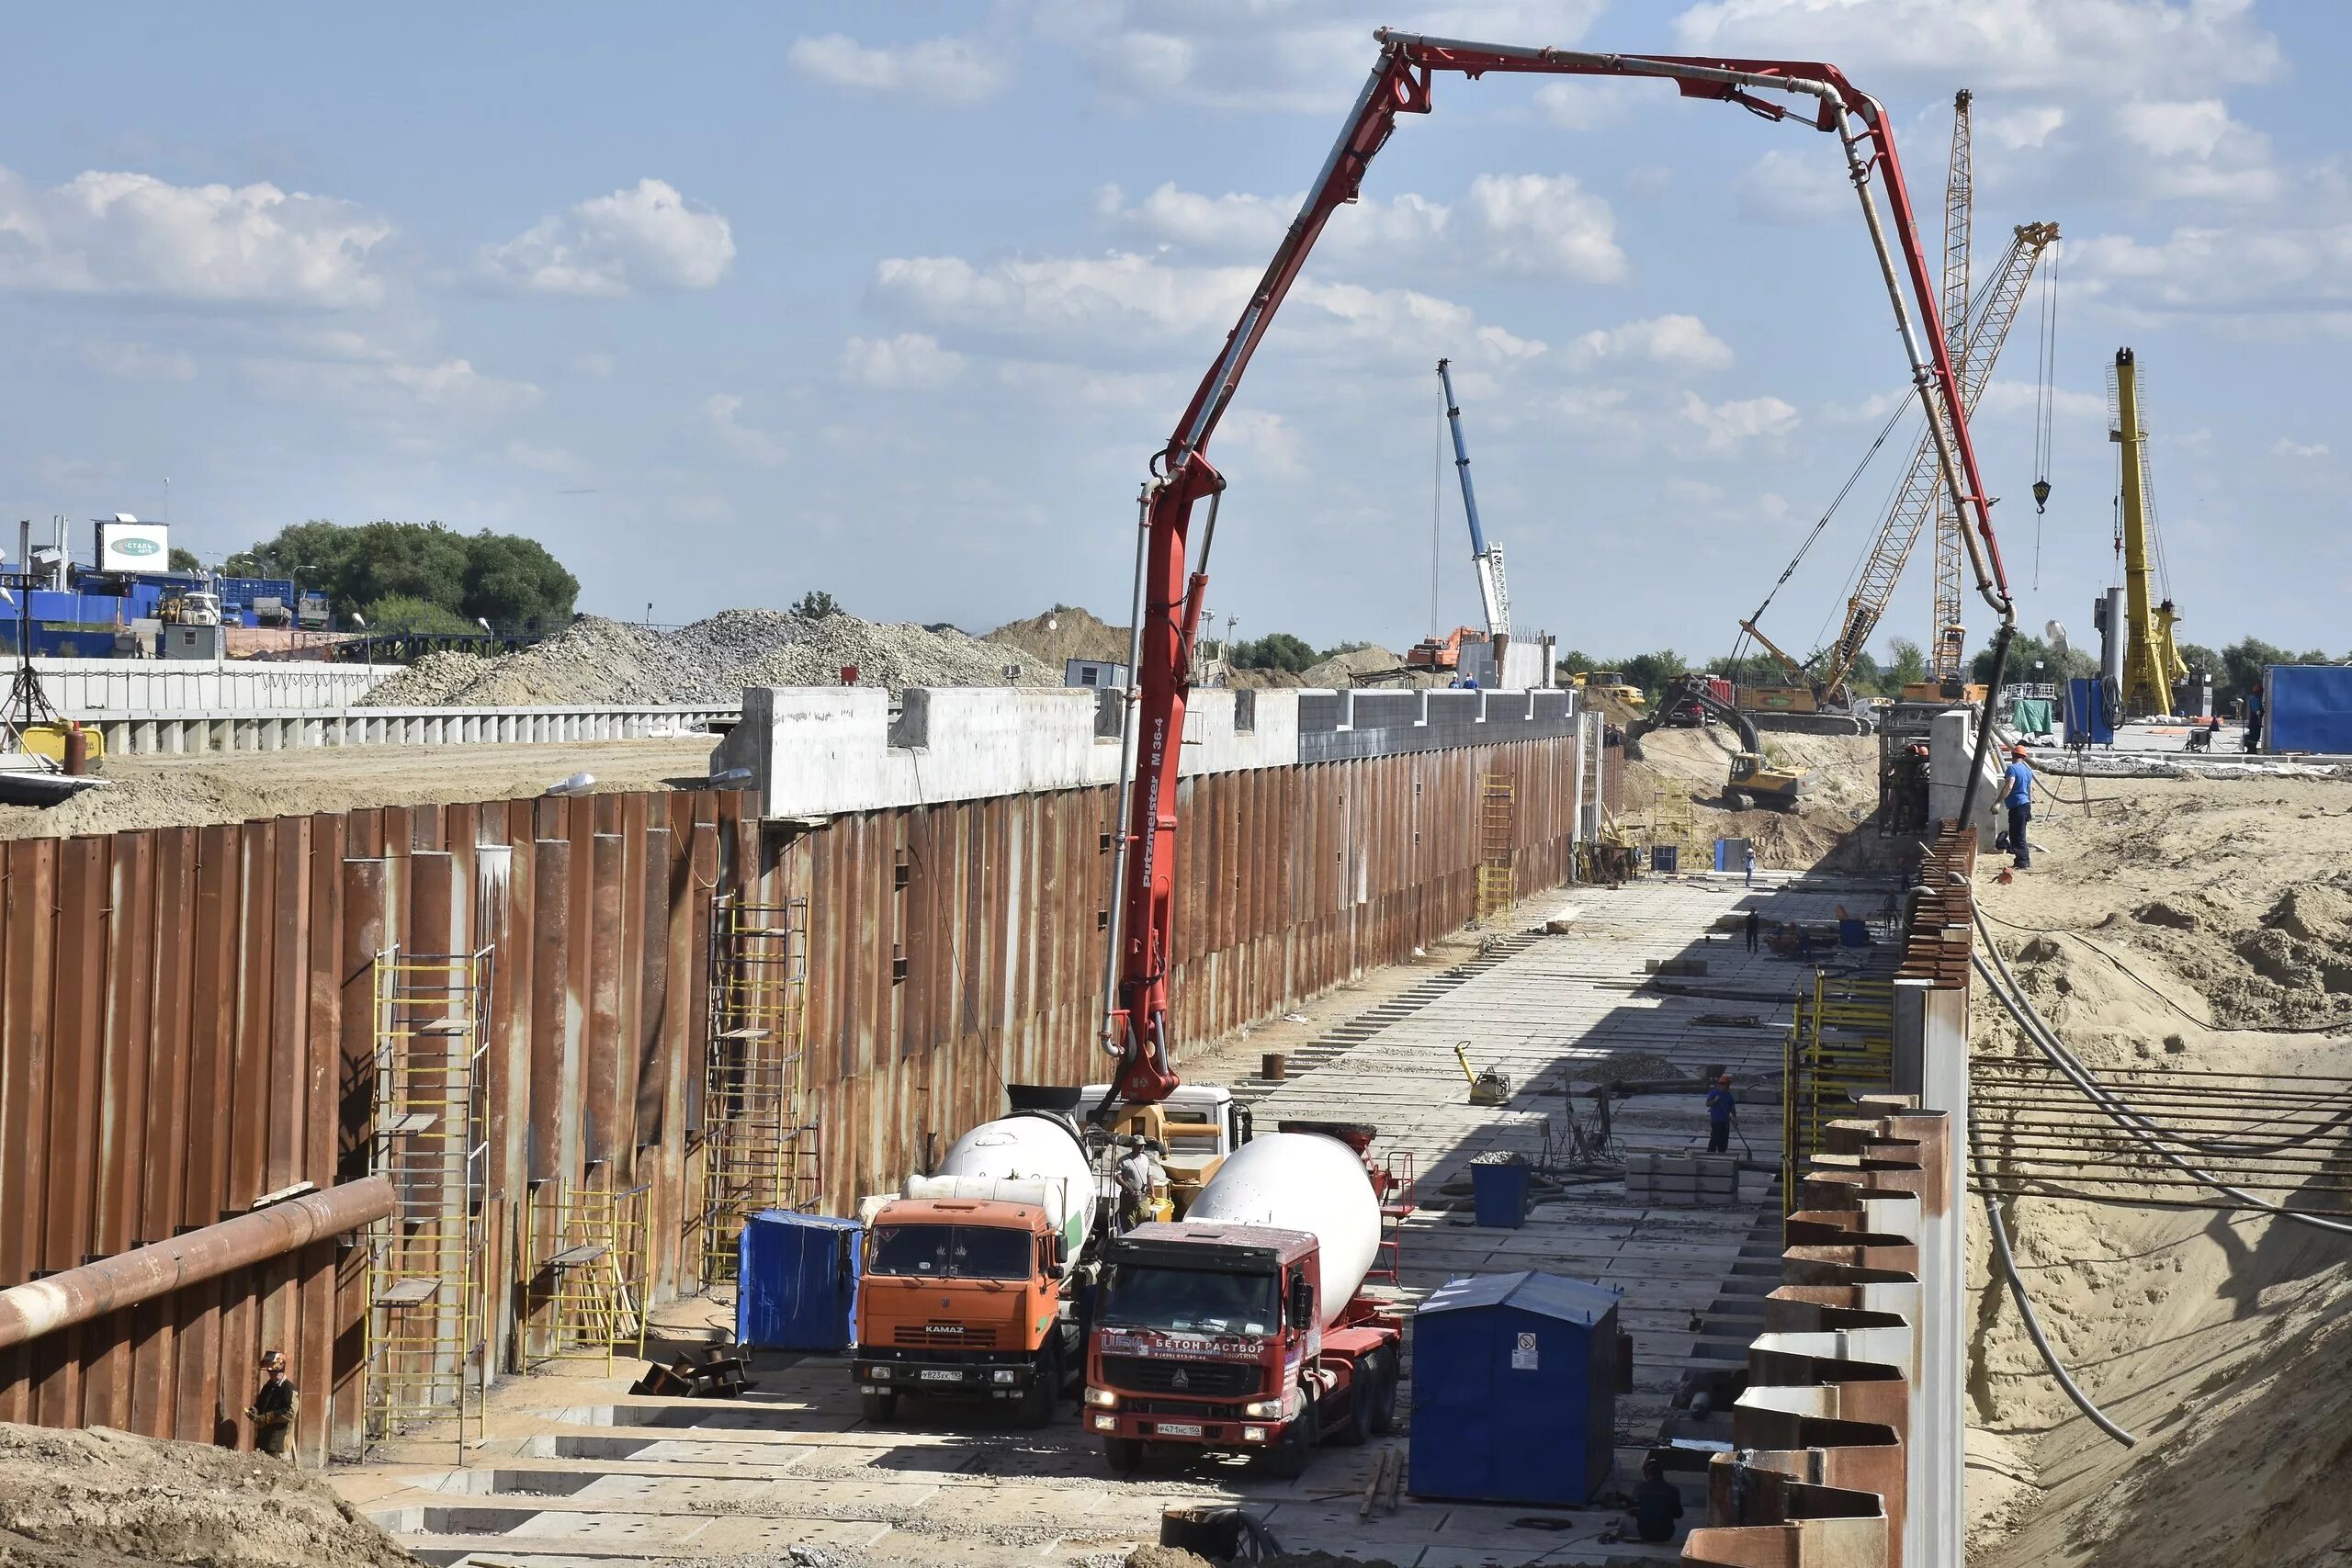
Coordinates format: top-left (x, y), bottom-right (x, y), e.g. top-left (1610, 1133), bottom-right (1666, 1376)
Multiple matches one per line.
top-left (17, 721), bottom-right (103, 767)
top-left (2110, 348), bottom-right (2188, 717)
top-left (1571, 670), bottom-right (1645, 710)
top-left (1726, 752), bottom-right (1804, 813)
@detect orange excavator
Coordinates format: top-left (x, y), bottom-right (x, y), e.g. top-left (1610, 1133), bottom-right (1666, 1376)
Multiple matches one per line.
top-left (1097, 29), bottom-right (2022, 1111)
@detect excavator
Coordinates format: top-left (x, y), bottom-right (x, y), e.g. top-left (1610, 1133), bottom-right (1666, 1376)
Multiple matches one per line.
top-left (1097, 29), bottom-right (2023, 1108)
top-left (1625, 677), bottom-right (1805, 812)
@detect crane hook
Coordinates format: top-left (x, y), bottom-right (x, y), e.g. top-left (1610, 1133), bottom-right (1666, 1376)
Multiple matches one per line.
top-left (2031, 478), bottom-right (2052, 514)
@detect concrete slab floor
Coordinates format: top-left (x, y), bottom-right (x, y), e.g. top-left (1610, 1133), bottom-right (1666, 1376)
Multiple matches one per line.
top-left (334, 870), bottom-right (1895, 1568)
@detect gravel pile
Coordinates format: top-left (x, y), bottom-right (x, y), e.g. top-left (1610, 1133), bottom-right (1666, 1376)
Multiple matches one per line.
top-left (362, 611), bottom-right (1057, 707)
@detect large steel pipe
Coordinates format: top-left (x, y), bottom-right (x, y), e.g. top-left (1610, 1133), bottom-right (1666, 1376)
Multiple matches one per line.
top-left (0, 1176), bottom-right (394, 1350)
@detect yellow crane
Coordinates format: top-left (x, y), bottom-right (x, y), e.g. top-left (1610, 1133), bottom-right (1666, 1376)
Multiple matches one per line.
top-left (1929, 90), bottom-right (1974, 682)
top-left (2109, 347), bottom-right (2188, 716)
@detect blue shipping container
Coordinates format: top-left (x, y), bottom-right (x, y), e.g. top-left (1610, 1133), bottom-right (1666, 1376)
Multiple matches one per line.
top-left (2063, 677), bottom-right (2116, 747)
top-left (737, 1211), bottom-right (862, 1351)
top-left (2264, 665), bottom-right (2352, 755)
top-left (1409, 1270), bottom-right (1621, 1506)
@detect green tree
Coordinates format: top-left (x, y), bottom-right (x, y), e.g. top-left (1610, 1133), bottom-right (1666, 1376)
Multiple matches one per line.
top-left (1969, 633), bottom-right (2096, 686)
top-left (1844, 649), bottom-right (1884, 694)
top-left (359, 594), bottom-right (477, 635)
top-left (1233, 632), bottom-right (1318, 671)
top-left (791, 590), bottom-right (842, 619)
top-left (225, 520), bottom-right (578, 629)
top-left (168, 547), bottom-right (203, 572)
top-left (2219, 637), bottom-right (2329, 702)
top-left (1619, 649), bottom-right (1689, 704)
top-left (1319, 639), bottom-right (1374, 660)
top-left (1883, 637), bottom-right (1927, 693)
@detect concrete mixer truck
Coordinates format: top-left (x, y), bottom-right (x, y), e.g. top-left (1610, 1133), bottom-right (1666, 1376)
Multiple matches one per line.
top-left (1083, 1122), bottom-right (1403, 1476)
top-left (851, 1109), bottom-right (1106, 1428)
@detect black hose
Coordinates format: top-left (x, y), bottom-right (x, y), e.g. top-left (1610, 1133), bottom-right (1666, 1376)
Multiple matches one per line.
top-left (1959, 619), bottom-right (2014, 831)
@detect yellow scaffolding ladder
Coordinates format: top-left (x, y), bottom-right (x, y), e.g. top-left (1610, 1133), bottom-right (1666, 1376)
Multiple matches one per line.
top-left (363, 945), bottom-right (492, 1453)
top-left (523, 1181), bottom-right (650, 1373)
top-left (699, 894), bottom-right (820, 1285)
top-left (1475, 773), bottom-right (1516, 927)
top-left (1781, 972), bottom-right (1895, 1214)
top-left (1646, 784), bottom-right (1703, 874)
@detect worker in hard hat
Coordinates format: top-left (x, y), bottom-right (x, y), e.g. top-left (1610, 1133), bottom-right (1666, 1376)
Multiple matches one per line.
top-left (2002, 743), bottom-right (2036, 870)
top-left (245, 1349), bottom-right (298, 1461)
top-left (1114, 1134), bottom-right (1166, 1231)
top-left (1629, 1454), bottom-right (1686, 1543)
top-left (1705, 1074), bottom-right (1736, 1155)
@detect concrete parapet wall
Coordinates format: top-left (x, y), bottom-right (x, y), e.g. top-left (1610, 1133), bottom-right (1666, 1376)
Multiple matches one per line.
top-left (32, 656), bottom-right (397, 715)
top-left (717, 683), bottom-right (1577, 818)
top-left (85, 703), bottom-right (736, 756)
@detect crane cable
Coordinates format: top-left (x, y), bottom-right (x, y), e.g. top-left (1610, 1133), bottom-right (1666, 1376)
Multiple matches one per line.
top-left (1731, 390), bottom-right (1913, 669)
top-left (2030, 242), bottom-right (2059, 591)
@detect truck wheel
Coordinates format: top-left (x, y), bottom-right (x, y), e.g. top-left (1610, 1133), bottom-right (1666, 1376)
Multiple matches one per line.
top-left (1262, 1389), bottom-right (1318, 1479)
top-left (1103, 1437), bottom-right (1144, 1473)
top-left (1366, 1351), bottom-right (1399, 1437)
top-left (861, 1389), bottom-right (899, 1423)
top-left (1017, 1344), bottom-right (1059, 1429)
top-left (1329, 1364), bottom-right (1368, 1447)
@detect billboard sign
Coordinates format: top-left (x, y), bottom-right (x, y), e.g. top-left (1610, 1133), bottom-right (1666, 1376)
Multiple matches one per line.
top-left (97, 521), bottom-right (170, 572)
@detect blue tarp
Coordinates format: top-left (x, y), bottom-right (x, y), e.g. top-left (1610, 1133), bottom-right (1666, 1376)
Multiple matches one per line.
top-left (2266, 666), bottom-right (2352, 754)
top-left (2063, 678), bottom-right (2115, 747)
top-left (737, 1211), bottom-right (862, 1350)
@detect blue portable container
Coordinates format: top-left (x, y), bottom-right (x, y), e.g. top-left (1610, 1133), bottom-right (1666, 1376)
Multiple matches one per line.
top-left (2265, 665), bottom-right (2352, 754)
top-left (1409, 1270), bottom-right (1622, 1506)
top-left (736, 1211), bottom-right (862, 1350)
top-left (1468, 1161), bottom-right (1531, 1228)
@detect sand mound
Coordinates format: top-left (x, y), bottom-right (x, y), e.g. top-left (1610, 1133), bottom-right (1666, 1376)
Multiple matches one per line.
top-left (1968, 773), bottom-right (2352, 1568)
top-left (985, 605), bottom-right (1130, 668)
top-left (365, 610), bottom-right (1056, 706)
top-left (0, 1422), bottom-right (412, 1567)
top-left (1623, 725), bottom-right (1894, 874)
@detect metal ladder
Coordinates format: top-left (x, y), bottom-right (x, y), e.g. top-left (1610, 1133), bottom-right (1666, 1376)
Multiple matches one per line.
top-left (698, 894), bottom-right (820, 1285)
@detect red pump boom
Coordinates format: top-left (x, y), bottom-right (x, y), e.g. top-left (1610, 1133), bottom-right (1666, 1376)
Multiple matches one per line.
top-left (1100, 31), bottom-right (2017, 1106)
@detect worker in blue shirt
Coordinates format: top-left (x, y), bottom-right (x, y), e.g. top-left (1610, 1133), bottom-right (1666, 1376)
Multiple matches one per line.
top-left (2002, 743), bottom-right (2035, 870)
top-left (1705, 1073), bottom-right (1736, 1155)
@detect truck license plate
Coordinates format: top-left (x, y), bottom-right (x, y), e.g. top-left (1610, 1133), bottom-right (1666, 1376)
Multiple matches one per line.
top-left (919, 1370), bottom-right (962, 1382)
top-left (1155, 1421), bottom-right (1204, 1438)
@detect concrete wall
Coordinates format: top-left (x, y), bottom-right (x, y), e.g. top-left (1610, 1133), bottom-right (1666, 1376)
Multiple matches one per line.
top-left (1927, 707), bottom-right (2005, 845)
top-left (32, 656), bottom-right (396, 715)
top-left (714, 684), bottom-right (1577, 818)
top-left (89, 703), bottom-right (736, 757)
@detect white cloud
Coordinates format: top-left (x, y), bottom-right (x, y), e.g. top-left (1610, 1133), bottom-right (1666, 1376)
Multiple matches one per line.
top-left (503, 439), bottom-right (582, 475)
top-left (1679, 390), bottom-right (1798, 453)
top-left (842, 332), bottom-right (967, 389)
top-left (1461, 174), bottom-right (1625, 282)
top-left (1981, 106), bottom-right (2066, 152)
top-left (1094, 181), bottom-right (1292, 253)
top-left (701, 393), bottom-right (789, 468)
top-left (1672, 0), bottom-right (2281, 99)
top-left (85, 339), bottom-right (197, 381)
top-left (0, 164), bottom-right (390, 306)
top-left (1217, 409), bottom-right (1306, 476)
top-left (481, 179), bottom-right (734, 297)
top-left (2271, 437), bottom-right (2330, 460)
top-left (2071, 223), bottom-right (2352, 336)
top-left (1532, 78), bottom-right (1649, 131)
top-left (1035, 2), bottom-right (1609, 112)
top-left (1569, 314), bottom-right (1733, 372)
top-left (1975, 379), bottom-right (2109, 424)
top-left (787, 32), bottom-right (1012, 107)
top-left (1736, 148), bottom-right (1849, 228)
top-left (244, 343), bottom-right (542, 423)
top-left (873, 252), bottom-right (1252, 345)
top-left (2110, 99), bottom-right (2280, 203)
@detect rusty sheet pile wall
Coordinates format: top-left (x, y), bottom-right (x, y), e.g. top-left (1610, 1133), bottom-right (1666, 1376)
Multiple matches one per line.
top-left (0, 731), bottom-right (1581, 1461)
top-left (1682, 821), bottom-right (1975, 1568)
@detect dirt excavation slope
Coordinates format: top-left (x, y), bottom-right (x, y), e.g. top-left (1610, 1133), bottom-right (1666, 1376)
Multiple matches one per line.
top-left (1625, 724), bottom-right (1895, 874)
top-left (1966, 773), bottom-right (2352, 1568)
top-left (0, 1423), bottom-right (412, 1567)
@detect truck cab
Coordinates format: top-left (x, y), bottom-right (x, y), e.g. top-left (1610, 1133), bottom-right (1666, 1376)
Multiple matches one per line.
top-left (850, 1196), bottom-right (1077, 1428)
top-left (1085, 1222), bottom-right (1398, 1476)
top-left (1081, 1081), bottom-right (1251, 1217)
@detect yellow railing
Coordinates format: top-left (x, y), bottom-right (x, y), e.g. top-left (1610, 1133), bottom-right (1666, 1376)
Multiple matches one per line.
top-left (524, 1181), bottom-right (650, 1373)
top-left (1476, 773), bottom-right (1516, 926)
top-left (1781, 972), bottom-right (1895, 1215)
top-left (699, 894), bottom-right (820, 1284)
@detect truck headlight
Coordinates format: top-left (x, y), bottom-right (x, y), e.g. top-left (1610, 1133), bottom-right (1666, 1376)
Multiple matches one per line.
top-left (1084, 1386), bottom-right (1118, 1408)
top-left (992, 1370), bottom-right (1017, 1384)
top-left (1091, 1414), bottom-right (1117, 1432)
top-left (1241, 1398), bottom-right (1283, 1419)
top-left (1241, 1426), bottom-right (1267, 1443)
top-left (870, 1367), bottom-right (892, 1381)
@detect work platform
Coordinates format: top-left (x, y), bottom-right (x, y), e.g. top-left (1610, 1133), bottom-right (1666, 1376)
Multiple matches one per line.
top-left (337, 870), bottom-right (1900, 1568)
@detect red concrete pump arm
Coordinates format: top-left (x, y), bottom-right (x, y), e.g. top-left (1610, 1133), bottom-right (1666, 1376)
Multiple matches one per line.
top-left (1100, 31), bottom-right (2015, 1106)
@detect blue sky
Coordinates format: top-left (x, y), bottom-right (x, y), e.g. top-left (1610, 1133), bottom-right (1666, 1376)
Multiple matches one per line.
top-left (4, 1), bottom-right (2343, 662)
